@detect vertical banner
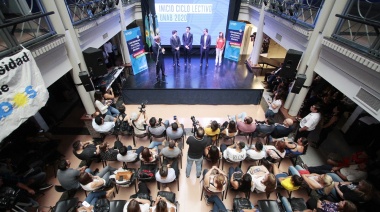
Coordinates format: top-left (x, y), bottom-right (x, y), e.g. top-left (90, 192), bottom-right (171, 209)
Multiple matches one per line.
top-left (124, 27), bottom-right (148, 75)
top-left (0, 49), bottom-right (49, 141)
top-left (224, 20), bottom-right (246, 62)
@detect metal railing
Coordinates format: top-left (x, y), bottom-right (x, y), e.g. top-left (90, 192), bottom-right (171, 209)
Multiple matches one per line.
top-left (64, 0), bottom-right (120, 26)
top-left (332, 0), bottom-right (380, 58)
top-left (247, 0), bottom-right (324, 29)
top-left (0, 0), bottom-right (55, 58)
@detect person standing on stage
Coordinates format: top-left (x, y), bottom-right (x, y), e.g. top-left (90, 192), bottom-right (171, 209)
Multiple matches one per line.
top-left (215, 32), bottom-right (225, 67)
top-left (170, 30), bottom-right (181, 67)
top-left (200, 28), bottom-right (211, 67)
top-left (152, 36), bottom-right (166, 81)
top-left (182, 26), bottom-right (193, 66)
top-left (104, 41), bottom-right (115, 66)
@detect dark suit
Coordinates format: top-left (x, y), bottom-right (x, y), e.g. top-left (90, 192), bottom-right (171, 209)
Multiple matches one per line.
top-left (152, 42), bottom-right (165, 78)
top-left (200, 34), bottom-right (211, 65)
top-left (182, 32), bottom-right (193, 63)
top-left (170, 35), bottom-right (181, 65)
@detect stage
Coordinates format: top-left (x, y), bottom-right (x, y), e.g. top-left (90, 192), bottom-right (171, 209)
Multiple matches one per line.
top-left (121, 54), bottom-right (265, 105)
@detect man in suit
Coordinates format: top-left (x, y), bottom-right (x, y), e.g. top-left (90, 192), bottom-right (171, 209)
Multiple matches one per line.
top-left (170, 30), bottom-right (181, 67)
top-left (182, 26), bottom-right (193, 66)
top-left (200, 28), bottom-right (211, 67)
top-left (152, 36), bottom-right (166, 81)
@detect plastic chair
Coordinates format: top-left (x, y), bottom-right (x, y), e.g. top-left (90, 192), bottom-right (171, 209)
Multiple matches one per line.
top-left (218, 133), bottom-right (236, 146)
top-left (256, 200), bottom-right (281, 212)
top-left (236, 131), bottom-right (253, 146)
top-left (51, 197), bottom-right (78, 212)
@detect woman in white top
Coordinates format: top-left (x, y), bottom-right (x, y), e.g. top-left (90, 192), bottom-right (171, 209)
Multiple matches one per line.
top-left (123, 198), bottom-right (150, 212)
top-left (265, 93), bottom-right (282, 118)
top-left (150, 187), bottom-right (176, 212)
top-left (94, 91), bottom-right (119, 117)
top-left (78, 165), bottom-right (116, 191)
top-left (247, 165), bottom-right (276, 193)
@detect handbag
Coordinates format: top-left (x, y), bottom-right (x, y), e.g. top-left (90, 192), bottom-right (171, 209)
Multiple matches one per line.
top-left (233, 197), bottom-right (252, 212)
top-left (158, 191), bottom-right (176, 204)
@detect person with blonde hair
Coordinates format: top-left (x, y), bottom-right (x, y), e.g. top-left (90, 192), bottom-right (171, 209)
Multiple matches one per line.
top-left (247, 165), bottom-right (276, 193)
top-left (203, 166), bottom-right (227, 193)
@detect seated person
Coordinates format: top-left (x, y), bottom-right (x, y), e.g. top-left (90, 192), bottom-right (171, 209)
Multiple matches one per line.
top-left (327, 151), bottom-right (368, 168)
top-left (272, 163), bottom-right (303, 192)
top-left (155, 159), bottom-right (178, 184)
top-left (265, 93), bottom-right (282, 118)
top-left (306, 198), bottom-right (357, 212)
top-left (220, 120), bottom-right (238, 137)
top-left (204, 145), bottom-right (222, 164)
top-left (270, 118), bottom-right (294, 139)
top-left (333, 180), bottom-right (373, 204)
top-left (166, 118), bottom-right (184, 141)
top-left (221, 141), bottom-right (247, 162)
top-left (130, 111), bottom-right (148, 135)
top-left (77, 189), bottom-right (114, 211)
top-left (92, 114), bottom-right (116, 133)
top-left (247, 165), bottom-right (276, 193)
top-left (151, 187), bottom-right (176, 212)
top-left (78, 165), bottom-right (116, 191)
top-left (301, 172), bottom-right (334, 195)
top-left (203, 166), bottom-right (228, 193)
top-left (72, 140), bottom-right (100, 162)
top-left (57, 159), bottom-right (89, 191)
top-left (97, 142), bottom-right (119, 162)
top-left (160, 140), bottom-right (182, 159)
top-left (0, 178), bottom-right (39, 209)
top-left (229, 166), bottom-right (253, 193)
top-left (308, 163), bottom-right (367, 182)
top-left (117, 145), bottom-right (144, 163)
top-left (140, 147), bottom-right (158, 163)
top-left (282, 137), bottom-right (308, 156)
top-left (264, 141), bottom-right (286, 160)
top-left (253, 118), bottom-right (275, 137)
top-left (232, 112), bottom-right (256, 134)
top-left (246, 141), bottom-right (266, 160)
top-left (147, 117), bottom-right (169, 136)
top-left (125, 182), bottom-right (151, 212)
top-left (205, 121), bottom-right (221, 142)
top-left (203, 195), bottom-right (228, 211)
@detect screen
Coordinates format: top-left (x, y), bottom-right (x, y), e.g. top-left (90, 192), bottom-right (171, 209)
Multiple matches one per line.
top-left (154, 0), bottom-right (229, 46)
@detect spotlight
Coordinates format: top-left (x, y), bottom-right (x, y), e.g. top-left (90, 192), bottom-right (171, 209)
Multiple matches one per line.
top-left (288, 9), bottom-right (294, 16)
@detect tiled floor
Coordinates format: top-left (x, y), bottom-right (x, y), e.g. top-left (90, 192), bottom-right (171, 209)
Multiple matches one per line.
top-left (36, 102), bottom-right (315, 211)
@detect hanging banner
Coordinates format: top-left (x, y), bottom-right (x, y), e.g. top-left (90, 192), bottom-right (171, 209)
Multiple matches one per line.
top-left (124, 27), bottom-right (148, 75)
top-left (224, 20), bottom-right (246, 62)
top-left (0, 49), bottom-right (49, 141)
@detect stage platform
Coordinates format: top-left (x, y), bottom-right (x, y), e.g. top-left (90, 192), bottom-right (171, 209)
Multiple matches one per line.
top-left (121, 55), bottom-right (264, 105)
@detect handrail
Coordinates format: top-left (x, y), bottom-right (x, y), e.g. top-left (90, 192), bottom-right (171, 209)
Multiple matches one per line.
top-left (0, 11), bottom-right (55, 29)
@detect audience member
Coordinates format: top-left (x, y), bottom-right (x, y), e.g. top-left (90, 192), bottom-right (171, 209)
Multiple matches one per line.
top-left (233, 112), bottom-right (256, 134)
top-left (140, 147), bottom-right (158, 163)
top-left (203, 195), bottom-right (228, 212)
top-left (166, 118), bottom-right (184, 142)
top-left (247, 165), bottom-right (276, 193)
top-left (204, 121), bottom-right (221, 143)
top-left (308, 163), bottom-right (367, 182)
top-left (124, 182), bottom-right (151, 211)
top-left (333, 180), bottom-right (373, 203)
top-left (246, 141), bottom-right (266, 160)
top-left (117, 145), bottom-right (144, 163)
top-left (94, 91), bottom-right (119, 117)
top-left (270, 118), bottom-right (294, 139)
top-left (92, 114), bottom-right (116, 133)
top-left (155, 160), bottom-right (178, 184)
top-left (220, 120), bottom-right (238, 137)
top-left (130, 111), bottom-right (148, 135)
top-left (151, 187), bottom-right (177, 212)
top-left (221, 141), bottom-right (247, 162)
top-left (203, 166), bottom-right (227, 193)
top-left (228, 166), bottom-right (253, 193)
top-left (148, 117), bottom-right (169, 136)
top-left (283, 137), bottom-right (308, 156)
top-left (204, 145), bottom-right (222, 164)
top-left (272, 163), bottom-right (303, 192)
top-left (306, 198), bottom-right (357, 212)
top-left (265, 93), bottom-right (282, 118)
top-left (57, 159), bottom-right (89, 191)
top-left (160, 140), bottom-right (181, 159)
top-left (72, 140), bottom-right (100, 162)
top-left (295, 103), bottom-right (321, 141)
top-left (315, 105), bottom-right (344, 148)
top-left (186, 127), bottom-right (208, 178)
top-left (78, 165), bottom-right (116, 191)
top-left (254, 118), bottom-right (275, 138)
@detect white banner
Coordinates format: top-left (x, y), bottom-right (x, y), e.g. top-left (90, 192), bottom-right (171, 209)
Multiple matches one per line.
top-left (0, 48), bottom-right (49, 141)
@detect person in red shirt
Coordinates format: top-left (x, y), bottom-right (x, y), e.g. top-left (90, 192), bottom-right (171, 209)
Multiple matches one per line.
top-left (215, 32), bottom-right (225, 66)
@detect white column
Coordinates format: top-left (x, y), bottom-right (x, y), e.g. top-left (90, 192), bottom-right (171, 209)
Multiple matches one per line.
top-left (51, 0), bottom-right (95, 115)
top-left (118, 2), bottom-right (131, 64)
top-left (249, 3), bottom-right (265, 65)
top-left (287, 0), bottom-right (337, 116)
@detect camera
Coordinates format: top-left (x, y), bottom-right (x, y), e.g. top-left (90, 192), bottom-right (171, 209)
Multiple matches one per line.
top-left (190, 116), bottom-right (199, 126)
top-left (158, 118), bottom-right (162, 125)
top-left (138, 101), bottom-right (148, 113)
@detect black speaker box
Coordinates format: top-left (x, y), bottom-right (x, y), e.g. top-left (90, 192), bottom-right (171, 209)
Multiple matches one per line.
top-left (291, 74), bottom-right (306, 94)
top-left (83, 47), bottom-right (107, 77)
top-left (279, 49), bottom-right (303, 79)
top-left (79, 71), bottom-right (95, 92)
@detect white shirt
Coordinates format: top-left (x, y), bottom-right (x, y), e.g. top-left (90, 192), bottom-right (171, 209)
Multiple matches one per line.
top-left (223, 148), bottom-right (246, 162)
top-left (246, 149), bottom-right (266, 160)
top-left (123, 202), bottom-right (149, 212)
top-left (94, 100), bottom-right (108, 114)
top-left (264, 145), bottom-right (286, 159)
top-left (251, 175), bottom-right (267, 193)
top-left (104, 42), bottom-right (113, 53)
top-left (340, 165), bottom-right (368, 182)
top-left (155, 168), bottom-right (176, 183)
top-left (92, 119), bottom-right (115, 133)
top-left (204, 35), bottom-right (207, 46)
top-left (117, 150), bottom-right (138, 162)
top-left (269, 99), bottom-right (282, 113)
top-left (300, 112), bottom-right (321, 131)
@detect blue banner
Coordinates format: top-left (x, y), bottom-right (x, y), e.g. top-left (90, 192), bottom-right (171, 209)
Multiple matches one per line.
top-left (124, 27), bottom-right (148, 75)
top-left (224, 20), bottom-right (246, 62)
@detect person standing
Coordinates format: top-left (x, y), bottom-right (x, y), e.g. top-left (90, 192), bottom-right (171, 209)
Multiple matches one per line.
top-left (295, 104), bottom-right (321, 142)
top-left (200, 28), bottom-right (211, 67)
top-left (215, 32), bottom-right (225, 66)
top-left (152, 36), bottom-right (166, 81)
top-left (104, 41), bottom-right (115, 66)
top-left (170, 30), bottom-right (181, 67)
top-left (186, 127), bottom-right (208, 178)
top-left (182, 26), bottom-right (193, 66)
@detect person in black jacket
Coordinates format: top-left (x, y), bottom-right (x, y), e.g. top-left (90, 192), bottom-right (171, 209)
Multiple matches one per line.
top-left (152, 36), bottom-right (166, 81)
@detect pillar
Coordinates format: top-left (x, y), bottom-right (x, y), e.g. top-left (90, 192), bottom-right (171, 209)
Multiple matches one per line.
top-left (118, 2), bottom-right (131, 64)
top-left (287, 0), bottom-right (337, 116)
top-left (249, 2), bottom-right (265, 65)
top-left (50, 0), bottom-right (95, 114)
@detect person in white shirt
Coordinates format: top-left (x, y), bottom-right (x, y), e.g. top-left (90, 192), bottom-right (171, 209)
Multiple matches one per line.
top-left (123, 182), bottom-right (151, 212)
top-left (247, 165), bottom-right (276, 193)
top-left (130, 111), bottom-right (148, 135)
top-left (295, 103), bottom-right (321, 141)
top-left (155, 163), bottom-right (176, 184)
top-left (92, 114), bottom-right (116, 133)
top-left (117, 145), bottom-right (144, 163)
top-left (246, 141), bottom-right (266, 160)
top-left (221, 141), bottom-right (247, 162)
top-left (265, 93), bottom-right (282, 118)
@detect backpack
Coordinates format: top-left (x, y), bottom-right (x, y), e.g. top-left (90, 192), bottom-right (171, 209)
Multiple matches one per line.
top-left (138, 164), bottom-right (157, 181)
top-left (114, 113), bottom-right (131, 133)
top-left (93, 198), bottom-right (110, 212)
